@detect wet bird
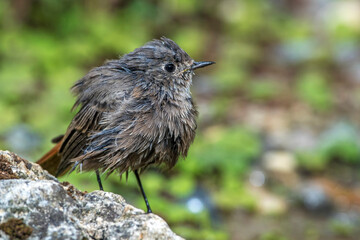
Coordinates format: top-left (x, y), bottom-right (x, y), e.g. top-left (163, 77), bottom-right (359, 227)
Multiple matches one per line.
top-left (37, 37), bottom-right (214, 213)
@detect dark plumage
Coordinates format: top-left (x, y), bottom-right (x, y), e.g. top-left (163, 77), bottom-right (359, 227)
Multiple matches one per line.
top-left (37, 37), bottom-right (214, 213)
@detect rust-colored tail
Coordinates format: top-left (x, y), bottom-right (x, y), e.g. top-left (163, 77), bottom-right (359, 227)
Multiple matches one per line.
top-left (36, 142), bottom-right (62, 176)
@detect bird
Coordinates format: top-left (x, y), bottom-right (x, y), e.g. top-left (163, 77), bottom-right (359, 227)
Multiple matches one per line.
top-left (37, 37), bottom-right (214, 213)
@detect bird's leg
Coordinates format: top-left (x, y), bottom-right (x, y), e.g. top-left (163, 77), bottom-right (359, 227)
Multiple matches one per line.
top-left (134, 170), bottom-right (152, 213)
top-left (96, 169), bottom-right (104, 191)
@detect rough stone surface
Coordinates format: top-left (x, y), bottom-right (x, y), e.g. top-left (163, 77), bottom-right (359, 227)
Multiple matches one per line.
top-left (0, 150), bottom-right (183, 240)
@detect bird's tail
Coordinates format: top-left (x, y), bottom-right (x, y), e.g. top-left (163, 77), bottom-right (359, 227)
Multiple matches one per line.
top-left (36, 141), bottom-right (62, 176)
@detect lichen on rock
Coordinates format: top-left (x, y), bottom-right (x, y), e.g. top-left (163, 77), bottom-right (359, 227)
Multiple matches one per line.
top-left (0, 218), bottom-right (33, 240)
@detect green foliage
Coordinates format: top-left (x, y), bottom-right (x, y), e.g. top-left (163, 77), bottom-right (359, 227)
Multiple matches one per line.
top-left (173, 226), bottom-right (228, 240)
top-left (304, 227), bottom-right (320, 240)
top-left (325, 140), bottom-right (360, 164)
top-left (296, 151), bottom-right (329, 171)
top-left (297, 122), bottom-right (360, 170)
top-left (167, 173), bottom-right (195, 198)
top-left (319, 123), bottom-right (360, 164)
top-left (181, 127), bottom-right (260, 177)
top-left (330, 219), bottom-right (355, 237)
top-left (173, 27), bottom-right (206, 58)
top-left (259, 231), bottom-right (289, 240)
top-left (213, 174), bottom-right (256, 211)
top-left (0, 102), bottom-right (18, 132)
top-left (296, 70), bottom-right (333, 111)
top-left (248, 79), bottom-right (282, 101)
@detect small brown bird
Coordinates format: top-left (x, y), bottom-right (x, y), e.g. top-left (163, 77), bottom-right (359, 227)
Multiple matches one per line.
top-left (37, 37), bottom-right (214, 213)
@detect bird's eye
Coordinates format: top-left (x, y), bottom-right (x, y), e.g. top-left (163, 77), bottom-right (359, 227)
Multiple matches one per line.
top-left (164, 63), bottom-right (176, 73)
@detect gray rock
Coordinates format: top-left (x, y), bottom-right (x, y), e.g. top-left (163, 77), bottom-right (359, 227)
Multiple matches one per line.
top-left (0, 150), bottom-right (183, 240)
top-left (297, 181), bottom-right (333, 214)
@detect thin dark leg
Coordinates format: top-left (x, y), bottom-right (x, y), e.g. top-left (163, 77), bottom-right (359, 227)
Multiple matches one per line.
top-left (96, 170), bottom-right (104, 191)
top-left (134, 170), bottom-right (152, 213)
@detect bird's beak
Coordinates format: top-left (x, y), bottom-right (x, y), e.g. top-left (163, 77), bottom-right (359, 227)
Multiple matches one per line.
top-left (191, 61), bottom-right (215, 70)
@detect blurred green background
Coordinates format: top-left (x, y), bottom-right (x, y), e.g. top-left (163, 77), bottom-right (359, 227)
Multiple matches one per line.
top-left (1, 0), bottom-right (360, 239)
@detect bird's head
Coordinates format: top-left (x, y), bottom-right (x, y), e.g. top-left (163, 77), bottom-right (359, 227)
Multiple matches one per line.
top-left (121, 37), bottom-right (214, 87)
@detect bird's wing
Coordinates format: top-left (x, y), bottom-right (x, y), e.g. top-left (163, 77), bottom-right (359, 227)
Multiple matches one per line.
top-left (56, 61), bottom-right (137, 176)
